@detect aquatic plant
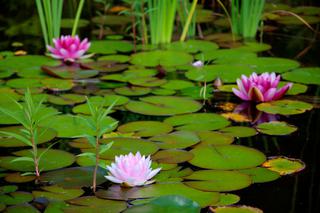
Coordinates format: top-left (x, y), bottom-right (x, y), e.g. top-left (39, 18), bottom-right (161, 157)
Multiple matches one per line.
top-left (77, 98), bottom-right (118, 192)
top-left (47, 35), bottom-right (91, 63)
top-left (72, 0), bottom-right (85, 36)
top-left (105, 152), bottom-right (161, 187)
top-left (232, 72), bottom-right (293, 102)
top-left (0, 89), bottom-right (59, 178)
top-left (35, 0), bottom-right (64, 47)
top-left (178, 0), bottom-right (197, 41)
top-left (230, 0), bottom-right (265, 39)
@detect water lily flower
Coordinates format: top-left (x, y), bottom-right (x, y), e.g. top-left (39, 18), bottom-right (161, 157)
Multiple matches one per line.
top-left (232, 72), bottom-right (293, 102)
top-left (192, 60), bottom-right (204, 68)
top-left (105, 152), bottom-right (161, 187)
top-left (47, 35), bottom-right (91, 62)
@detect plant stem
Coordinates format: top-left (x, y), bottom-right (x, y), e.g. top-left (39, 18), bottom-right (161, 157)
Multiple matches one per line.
top-left (72, 0), bottom-right (85, 36)
top-left (30, 128), bottom-right (40, 178)
top-left (93, 136), bottom-right (100, 192)
top-left (180, 0), bottom-right (197, 42)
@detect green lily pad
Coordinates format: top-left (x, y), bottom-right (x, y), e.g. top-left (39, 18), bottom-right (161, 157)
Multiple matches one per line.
top-left (41, 78), bottom-right (73, 91)
top-left (160, 80), bottom-right (195, 90)
top-left (195, 49), bottom-right (257, 64)
top-left (96, 183), bottom-right (220, 207)
top-left (42, 65), bottom-right (99, 79)
top-left (213, 193), bottom-right (240, 206)
top-left (6, 78), bottom-right (43, 88)
top-left (5, 203), bottom-right (40, 213)
top-left (0, 149), bottom-right (75, 172)
top-left (152, 149), bottom-right (194, 164)
top-left (256, 121), bottom-right (297, 135)
top-left (180, 86), bottom-right (214, 100)
top-left (150, 131), bottom-right (200, 149)
top-left (189, 145), bottom-right (266, 170)
top-left (197, 131), bottom-right (234, 146)
top-left (81, 61), bottom-right (128, 73)
top-left (184, 170), bottom-right (252, 192)
top-left (125, 96), bottom-right (202, 116)
top-left (5, 172), bottom-right (36, 183)
top-left (89, 40), bottom-right (134, 54)
top-left (32, 185), bottom-right (84, 201)
top-left (102, 69), bottom-right (157, 82)
top-left (0, 185), bottom-right (18, 194)
top-left (165, 40), bottom-right (219, 53)
top-left (98, 54), bottom-right (130, 63)
top-left (47, 94), bottom-right (86, 106)
top-left (60, 18), bottom-right (89, 28)
top-left (152, 88), bottom-right (176, 96)
top-left (129, 77), bottom-right (167, 87)
top-left (185, 65), bottom-right (253, 83)
top-left (92, 15), bottom-right (131, 26)
top-left (291, 6), bottom-right (320, 15)
top-left (219, 126), bottom-right (257, 138)
top-left (233, 42), bottom-right (272, 53)
top-left (0, 126), bottom-right (56, 147)
top-left (256, 99), bottom-right (313, 115)
top-left (212, 205), bottom-right (263, 213)
top-left (40, 167), bottom-right (107, 188)
top-left (124, 195), bottom-right (201, 213)
top-left (164, 113), bottom-right (230, 131)
top-left (0, 69), bottom-right (14, 78)
top-left (282, 67), bottom-right (320, 85)
top-left (262, 156), bottom-right (305, 175)
top-left (114, 86), bottom-right (151, 96)
top-left (130, 50), bottom-right (193, 67)
top-left (277, 15), bottom-right (320, 25)
top-left (117, 121), bottom-right (173, 137)
top-left (0, 87), bottom-right (21, 103)
top-left (0, 191), bottom-right (33, 205)
top-left (238, 167), bottom-right (280, 183)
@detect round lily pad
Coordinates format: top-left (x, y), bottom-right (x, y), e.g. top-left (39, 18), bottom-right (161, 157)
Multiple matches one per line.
top-left (150, 131), bottom-right (200, 149)
top-left (238, 167), bottom-right (280, 183)
top-left (41, 78), bottom-right (73, 91)
top-left (165, 40), bottom-right (219, 53)
top-left (6, 78), bottom-right (43, 89)
top-left (189, 145), bottom-right (266, 170)
top-left (125, 96), bottom-right (202, 116)
top-left (219, 126), bottom-right (257, 138)
top-left (262, 156), bottom-right (305, 175)
top-left (195, 49), bottom-right (257, 64)
top-left (256, 121), bottom-right (297, 135)
top-left (89, 40), bottom-right (133, 54)
top-left (129, 77), bottom-right (167, 87)
top-left (32, 185), bottom-right (84, 201)
top-left (160, 80), bottom-right (194, 90)
top-left (282, 67), bottom-right (320, 85)
top-left (164, 113), bottom-right (230, 131)
top-left (233, 42), bottom-right (272, 53)
top-left (42, 65), bottom-right (99, 79)
top-left (47, 94), bottom-right (86, 106)
top-left (81, 61), bottom-right (128, 73)
top-left (152, 88), bottom-right (176, 96)
top-left (0, 149), bottom-right (75, 172)
top-left (291, 6), bottom-right (320, 15)
top-left (277, 15), bottom-right (320, 25)
top-left (197, 131), bottom-right (234, 146)
top-left (0, 191), bottom-right (33, 205)
top-left (256, 100), bottom-right (313, 115)
top-left (212, 205), bottom-right (263, 213)
top-left (130, 50), bottom-right (193, 67)
top-left (213, 193), bottom-right (240, 206)
top-left (0, 69), bottom-right (14, 78)
top-left (0, 126), bottom-right (56, 147)
top-left (96, 183), bottom-right (220, 207)
top-left (5, 203), bottom-right (40, 213)
top-left (117, 121), bottom-right (173, 137)
top-left (98, 54), bottom-right (130, 63)
top-left (0, 185), bottom-right (18, 194)
top-left (152, 149), bottom-right (194, 164)
top-left (185, 65), bottom-right (253, 83)
top-left (184, 170), bottom-right (252, 192)
top-left (5, 172), bottom-right (36, 183)
top-left (40, 167), bottom-right (107, 188)
top-left (114, 86), bottom-right (151, 96)
top-left (102, 68), bottom-right (157, 82)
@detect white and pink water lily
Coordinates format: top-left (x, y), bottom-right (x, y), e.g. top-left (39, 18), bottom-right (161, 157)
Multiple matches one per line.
top-left (232, 72), bottom-right (293, 102)
top-left (192, 60), bottom-right (204, 68)
top-left (105, 152), bottom-right (161, 187)
top-left (47, 35), bottom-right (91, 62)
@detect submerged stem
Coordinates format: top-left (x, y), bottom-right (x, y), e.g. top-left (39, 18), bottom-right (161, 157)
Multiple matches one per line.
top-left (93, 136), bottom-right (100, 192)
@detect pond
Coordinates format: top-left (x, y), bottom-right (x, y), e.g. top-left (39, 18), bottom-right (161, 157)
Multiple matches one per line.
top-left (0, 1), bottom-right (320, 213)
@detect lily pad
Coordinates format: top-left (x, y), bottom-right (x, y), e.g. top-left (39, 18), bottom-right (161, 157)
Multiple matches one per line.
top-left (0, 149), bottom-right (75, 172)
top-left (189, 145), bottom-right (266, 170)
top-left (130, 50), bottom-right (193, 67)
top-left (282, 67), bottom-right (320, 85)
top-left (184, 170), bottom-right (252, 192)
top-left (81, 61), bottom-right (128, 73)
top-left (262, 156), bottom-right (305, 175)
top-left (152, 149), bottom-right (194, 164)
top-left (291, 6), bottom-right (320, 15)
top-left (238, 167), bottom-right (280, 183)
top-left (256, 99), bottom-right (313, 115)
top-left (117, 121), bottom-right (173, 137)
top-left (152, 88), bottom-right (176, 96)
top-left (32, 185), bottom-right (84, 201)
top-left (98, 54), bottom-right (130, 63)
top-left (212, 205), bottom-right (263, 213)
top-left (160, 80), bottom-right (195, 90)
top-left (102, 69), bottom-right (157, 82)
top-left (40, 167), bottom-right (107, 188)
top-left (277, 15), bottom-right (320, 25)
top-left (256, 121), bottom-right (297, 135)
top-left (5, 172), bottom-right (36, 183)
top-left (96, 183), bottom-right (220, 207)
top-left (164, 113), bottom-right (230, 131)
top-left (47, 94), bottom-right (86, 105)
top-left (213, 193), bottom-right (240, 206)
top-left (197, 131), bottom-right (234, 146)
top-left (165, 40), bottom-right (219, 53)
top-left (114, 86), bottom-right (151, 96)
top-left (89, 40), bottom-right (134, 54)
top-left (219, 126), bottom-right (257, 138)
top-left (150, 131), bottom-right (200, 149)
top-left (0, 191), bottom-right (33, 205)
top-left (129, 77), bottom-right (167, 87)
top-left (5, 203), bottom-right (40, 213)
top-left (233, 42), bottom-right (272, 53)
top-left (41, 78), bottom-right (73, 91)
top-left (6, 78), bottom-right (43, 88)
top-left (125, 96), bottom-right (202, 116)
top-left (195, 49), bottom-right (257, 64)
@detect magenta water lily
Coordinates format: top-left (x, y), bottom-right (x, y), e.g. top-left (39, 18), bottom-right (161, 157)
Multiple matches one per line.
top-left (105, 152), bottom-right (161, 187)
top-left (47, 35), bottom-right (91, 62)
top-left (232, 72), bottom-right (293, 102)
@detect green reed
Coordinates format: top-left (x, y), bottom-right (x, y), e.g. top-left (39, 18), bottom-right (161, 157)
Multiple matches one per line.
top-left (230, 0), bottom-right (265, 39)
top-left (178, 0), bottom-right (197, 41)
top-left (72, 0), bottom-right (85, 36)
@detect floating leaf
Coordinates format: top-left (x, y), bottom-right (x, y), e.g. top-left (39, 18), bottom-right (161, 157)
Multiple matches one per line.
top-left (152, 88), bottom-right (176, 96)
top-left (41, 78), bottom-right (73, 91)
top-left (42, 65), bottom-right (99, 79)
top-left (219, 126), bottom-right (257, 138)
top-left (114, 86), bottom-right (151, 96)
top-left (195, 49), bottom-right (257, 63)
top-left (262, 156), bottom-right (305, 175)
top-left (211, 205), bottom-right (263, 213)
top-left (0, 191), bottom-right (33, 205)
top-left (125, 96), bottom-right (202, 116)
top-left (5, 203), bottom-right (40, 213)
top-left (256, 99), bottom-right (313, 115)
top-left (98, 54), bottom-right (130, 63)
top-left (282, 67), bottom-right (320, 85)
top-left (189, 145), bottom-right (266, 170)
top-left (6, 78), bottom-right (43, 89)
top-left (152, 149), bottom-right (194, 164)
top-left (160, 80), bottom-right (195, 90)
top-left (213, 193), bottom-right (240, 206)
top-left (5, 172), bottom-right (36, 183)
top-left (47, 94), bottom-right (86, 106)
top-left (238, 167), bottom-right (280, 183)
top-left (129, 77), bottom-right (167, 87)
top-left (0, 185), bottom-right (18, 194)
top-left (150, 131), bottom-right (200, 149)
top-left (32, 185), bottom-right (84, 201)
top-left (256, 121), bottom-right (297, 135)
top-left (165, 40), bottom-right (219, 53)
top-left (164, 113), bottom-right (230, 131)
top-left (233, 42), bottom-right (272, 53)
top-left (81, 61), bottom-right (128, 73)
top-left (197, 131), bottom-right (234, 146)
top-left (118, 121), bottom-right (173, 137)
top-left (277, 15), bottom-right (320, 25)
top-left (89, 40), bottom-right (133, 54)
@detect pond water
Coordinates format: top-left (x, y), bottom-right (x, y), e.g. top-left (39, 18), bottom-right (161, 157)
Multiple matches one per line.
top-left (1, 4), bottom-right (320, 213)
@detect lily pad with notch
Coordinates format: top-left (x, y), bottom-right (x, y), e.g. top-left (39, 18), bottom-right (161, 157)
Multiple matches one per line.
top-left (165, 40), bottom-right (219, 53)
top-left (32, 185), bottom-right (84, 201)
top-left (256, 121), bottom-right (297, 135)
top-left (114, 86), bottom-right (151, 96)
top-left (89, 40), bottom-right (134, 54)
top-left (219, 126), bottom-right (257, 138)
top-left (282, 67), bottom-right (320, 85)
top-left (118, 121), bottom-right (173, 137)
top-left (151, 149), bottom-right (194, 164)
top-left (262, 156), bottom-right (305, 175)
top-left (256, 99), bottom-right (313, 115)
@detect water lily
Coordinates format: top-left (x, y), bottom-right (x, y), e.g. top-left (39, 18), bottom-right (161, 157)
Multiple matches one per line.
top-left (105, 152), bottom-right (161, 187)
top-left (192, 60), bottom-right (204, 68)
top-left (47, 35), bottom-right (91, 62)
top-left (232, 72), bottom-right (292, 102)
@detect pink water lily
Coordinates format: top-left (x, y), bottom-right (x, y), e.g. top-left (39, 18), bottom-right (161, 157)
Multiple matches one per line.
top-left (105, 152), bottom-right (161, 187)
top-left (47, 35), bottom-right (91, 62)
top-left (232, 72), bottom-right (293, 102)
